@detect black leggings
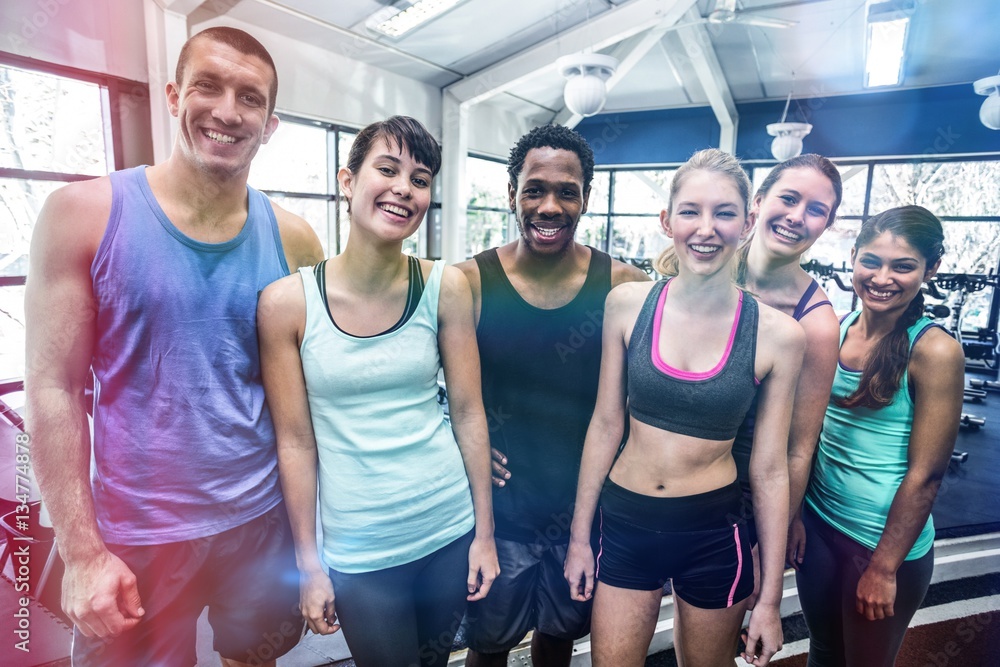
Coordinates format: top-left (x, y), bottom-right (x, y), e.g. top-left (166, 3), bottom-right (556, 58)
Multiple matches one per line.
top-left (795, 505), bottom-right (933, 667)
top-left (329, 529), bottom-right (474, 667)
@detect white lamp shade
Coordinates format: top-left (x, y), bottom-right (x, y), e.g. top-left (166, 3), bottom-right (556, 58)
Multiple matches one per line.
top-left (981, 92), bottom-right (1000, 130)
top-left (564, 75), bottom-right (607, 117)
top-left (771, 134), bottom-right (804, 161)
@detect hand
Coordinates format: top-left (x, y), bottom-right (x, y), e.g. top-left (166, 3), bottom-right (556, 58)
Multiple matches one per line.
top-left (467, 535), bottom-right (500, 601)
top-left (786, 515), bottom-right (806, 570)
top-left (563, 540), bottom-right (595, 602)
top-left (741, 602), bottom-right (783, 666)
top-left (491, 448), bottom-right (510, 487)
top-left (299, 569), bottom-right (339, 635)
top-left (61, 550), bottom-right (144, 639)
top-left (856, 565), bottom-right (896, 620)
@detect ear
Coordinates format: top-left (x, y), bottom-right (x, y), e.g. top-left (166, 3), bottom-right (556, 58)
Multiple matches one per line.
top-left (924, 258), bottom-right (942, 282)
top-left (659, 209), bottom-right (672, 238)
top-left (166, 81), bottom-right (181, 118)
top-left (508, 181), bottom-right (517, 212)
top-left (581, 185), bottom-right (591, 216)
top-left (337, 167), bottom-right (354, 201)
top-left (261, 114), bottom-right (280, 145)
top-left (850, 247), bottom-right (857, 265)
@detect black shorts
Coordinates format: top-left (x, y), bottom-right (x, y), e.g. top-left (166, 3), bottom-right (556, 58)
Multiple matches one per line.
top-left (595, 479), bottom-right (753, 610)
top-left (461, 538), bottom-right (592, 653)
top-left (72, 503), bottom-right (303, 666)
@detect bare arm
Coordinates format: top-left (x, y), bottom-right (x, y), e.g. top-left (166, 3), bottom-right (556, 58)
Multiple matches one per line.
top-left (258, 274), bottom-right (339, 635)
top-left (438, 265), bottom-right (500, 601)
top-left (610, 259), bottom-right (653, 287)
top-left (273, 202), bottom-right (325, 272)
top-left (855, 329), bottom-right (963, 621)
top-left (25, 179), bottom-right (143, 638)
top-left (744, 308), bottom-right (804, 665)
top-left (564, 284), bottom-right (636, 601)
top-left (786, 304), bottom-right (840, 567)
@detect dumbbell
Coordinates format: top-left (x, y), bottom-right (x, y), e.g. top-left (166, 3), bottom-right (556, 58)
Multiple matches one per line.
top-left (969, 378), bottom-right (1000, 392)
top-left (951, 451), bottom-right (969, 464)
top-left (959, 414), bottom-right (985, 431)
top-left (964, 387), bottom-right (987, 403)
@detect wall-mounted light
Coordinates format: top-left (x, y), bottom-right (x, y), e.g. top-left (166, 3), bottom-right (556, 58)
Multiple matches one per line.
top-left (557, 54), bottom-right (618, 117)
top-left (974, 74), bottom-right (1000, 131)
top-left (864, 0), bottom-right (914, 88)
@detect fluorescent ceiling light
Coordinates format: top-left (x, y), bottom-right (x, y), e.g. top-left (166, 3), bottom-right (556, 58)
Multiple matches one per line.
top-left (367, 0), bottom-right (467, 39)
top-left (864, 1), bottom-right (913, 88)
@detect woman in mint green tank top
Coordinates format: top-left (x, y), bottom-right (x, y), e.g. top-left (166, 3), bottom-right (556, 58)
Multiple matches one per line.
top-left (796, 206), bottom-right (964, 666)
top-left (258, 116), bottom-right (499, 667)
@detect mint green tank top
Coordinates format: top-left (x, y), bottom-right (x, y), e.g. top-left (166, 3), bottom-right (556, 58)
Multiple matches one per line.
top-left (299, 260), bottom-right (474, 573)
top-left (806, 312), bottom-right (939, 560)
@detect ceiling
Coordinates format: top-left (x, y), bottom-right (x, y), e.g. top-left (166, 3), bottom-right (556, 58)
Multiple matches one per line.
top-left (190, 0), bottom-right (1000, 122)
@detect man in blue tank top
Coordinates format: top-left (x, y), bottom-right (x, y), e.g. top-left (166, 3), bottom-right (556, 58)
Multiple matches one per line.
top-left (25, 27), bottom-right (324, 666)
top-left (456, 125), bottom-right (648, 667)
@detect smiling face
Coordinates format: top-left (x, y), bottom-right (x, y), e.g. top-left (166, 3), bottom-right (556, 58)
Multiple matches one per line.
top-left (851, 231), bottom-right (940, 316)
top-left (751, 167), bottom-right (837, 259)
top-left (661, 169), bottom-right (752, 277)
top-left (338, 138), bottom-right (433, 244)
top-left (511, 147), bottom-right (589, 256)
top-left (167, 37), bottom-right (278, 179)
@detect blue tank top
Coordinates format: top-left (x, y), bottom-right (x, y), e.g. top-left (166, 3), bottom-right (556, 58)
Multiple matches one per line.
top-left (627, 278), bottom-right (759, 440)
top-left (90, 166), bottom-right (289, 545)
top-left (806, 312), bottom-right (940, 560)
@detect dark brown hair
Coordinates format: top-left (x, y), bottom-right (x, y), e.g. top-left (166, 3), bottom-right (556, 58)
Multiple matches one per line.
top-left (175, 27), bottom-right (278, 114)
top-left (838, 205), bottom-right (945, 410)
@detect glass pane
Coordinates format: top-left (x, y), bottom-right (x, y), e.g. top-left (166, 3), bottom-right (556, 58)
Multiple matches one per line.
top-left (467, 157), bottom-right (509, 210)
top-left (466, 210), bottom-right (507, 258)
top-left (249, 121), bottom-right (328, 194)
top-left (0, 65), bottom-right (108, 176)
top-left (836, 164), bottom-right (868, 217)
top-left (267, 195), bottom-right (330, 257)
top-left (612, 170), bottom-right (675, 215)
top-left (338, 132), bottom-right (356, 174)
top-left (610, 215), bottom-right (667, 262)
top-left (588, 171), bottom-right (611, 214)
top-left (402, 231), bottom-right (420, 257)
top-left (0, 179), bottom-right (64, 277)
top-left (869, 161), bottom-right (1000, 218)
top-left (578, 214), bottom-right (608, 253)
top-left (0, 285), bottom-right (25, 379)
top-left (939, 221), bottom-right (1000, 275)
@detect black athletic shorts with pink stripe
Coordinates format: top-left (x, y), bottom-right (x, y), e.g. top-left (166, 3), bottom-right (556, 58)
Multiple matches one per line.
top-left (595, 478), bottom-right (753, 609)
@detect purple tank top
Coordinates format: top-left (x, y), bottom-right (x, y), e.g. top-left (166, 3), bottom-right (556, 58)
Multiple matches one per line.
top-left (90, 166), bottom-right (289, 545)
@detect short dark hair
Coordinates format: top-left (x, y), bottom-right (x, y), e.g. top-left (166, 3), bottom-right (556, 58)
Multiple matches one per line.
top-left (507, 124), bottom-right (595, 192)
top-left (346, 115), bottom-right (442, 177)
top-left (175, 27), bottom-right (278, 115)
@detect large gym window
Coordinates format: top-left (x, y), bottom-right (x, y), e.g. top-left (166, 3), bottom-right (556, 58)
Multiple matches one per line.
top-left (0, 57), bottom-right (122, 380)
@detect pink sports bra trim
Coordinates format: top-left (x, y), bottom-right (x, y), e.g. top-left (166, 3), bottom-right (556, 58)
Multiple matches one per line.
top-left (651, 279), bottom-right (744, 380)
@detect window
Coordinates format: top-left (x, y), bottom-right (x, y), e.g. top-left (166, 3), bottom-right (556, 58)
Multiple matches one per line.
top-left (0, 58), bottom-right (123, 379)
top-left (465, 156), bottom-right (512, 258)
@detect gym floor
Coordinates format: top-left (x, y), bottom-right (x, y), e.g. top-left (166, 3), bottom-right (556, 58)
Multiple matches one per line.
top-left (931, 369), bottom-right (1000, 537)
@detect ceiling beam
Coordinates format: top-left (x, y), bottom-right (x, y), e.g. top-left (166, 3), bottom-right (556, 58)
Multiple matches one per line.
top-left (444, 0), bottom-right (699, 107)
top-left (554, 1), bottom-right (697, 128)
top-left (674, 7), bottom-right (739, 152)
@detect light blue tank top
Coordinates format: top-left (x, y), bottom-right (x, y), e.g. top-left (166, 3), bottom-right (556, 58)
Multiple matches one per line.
top-left (90, 166), bottom-right (289, 544)
top-left (806, 312), bottom-right (939, 560)
top-left (299, 261), bottom-right (475, 573)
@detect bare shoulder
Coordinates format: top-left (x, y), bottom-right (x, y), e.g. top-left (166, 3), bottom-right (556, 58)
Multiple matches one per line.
top-left (271, 200), bottom-right (324, 271)
top-left (35, 176), bottom-right (113, 253)
top-left (610, 258), bottom-right (652, 286)
top-left (607, 280), bottom-right (654, 316)
top-left (453, 258), bottom-right (481, 297)
top-left (258, 272), bottom-right (306, 326)
top-left (910, 326), bottom-right (964, 375)
top-left (797, 301), bottom-right (840, 348)
top-left (758, 300), bottom-right (806, 351)
top-left (440, 263), bottom-right (473, 298)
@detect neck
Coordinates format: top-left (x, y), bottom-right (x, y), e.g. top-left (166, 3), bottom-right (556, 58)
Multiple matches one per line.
top-left (856, 306), bottom-right (906, 340)
top-left (336, 233), bottom-right (408, 294)
top-left (744, 235), bottom-right (801, 290)
top-left (510, 239), bottom-right (589, 280)
top-left (669, 268), bottom-right (738, 311)
top-left (150, 155), bottom-right (250, 225)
